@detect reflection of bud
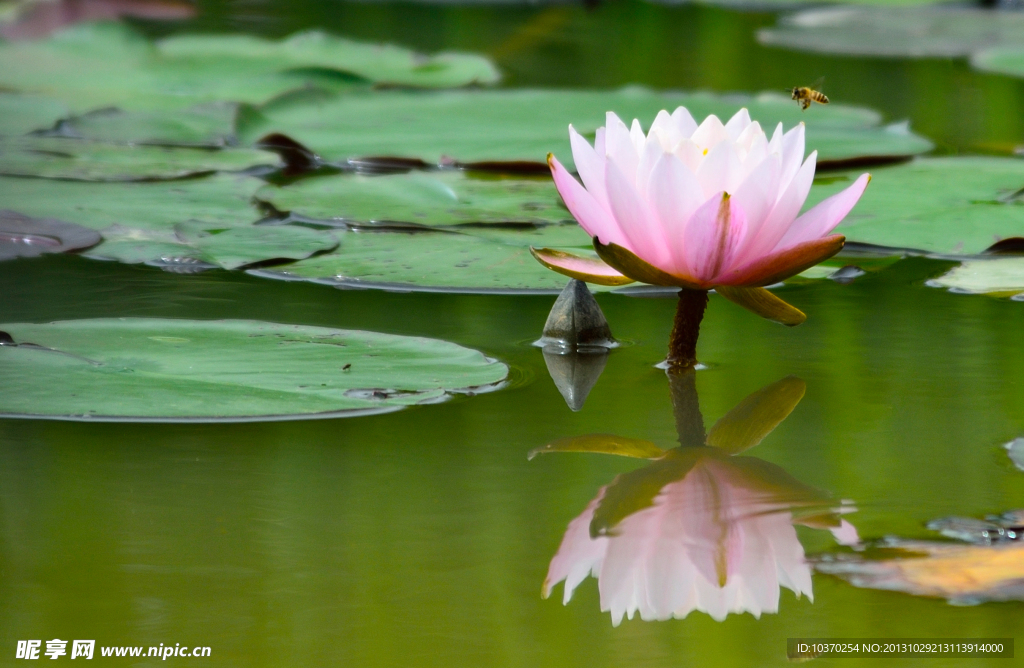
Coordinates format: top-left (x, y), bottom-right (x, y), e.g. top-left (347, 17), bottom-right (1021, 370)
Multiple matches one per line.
top-left (543, 447), bottom-right (856, 625)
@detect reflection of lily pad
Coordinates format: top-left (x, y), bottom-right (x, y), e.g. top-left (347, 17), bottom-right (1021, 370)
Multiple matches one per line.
top-left (0, 210), bottom-right (101, 261)
top-left (237, 88), bottom-right (932, 170)
top-left (252, 228), bottom-right (601, 293)
top-left (257, 170), bottom-right (571, 227)
top-left (0, 22), bottom-right (498, 115)
top-left (0, 136), bottom-right (279, 181)
top-left (86, 222), bottom-right (339, 270)
top-left (805, 158), bottom-right (1024, 255)
top-left (0, 174), bottom-right (262, 231)
top-left (758, 7), bottom-right (1024, 58)
top-left (927, 258), bottom-right (1024, 297)
top-left (0, 319), bottom-right (508, 421)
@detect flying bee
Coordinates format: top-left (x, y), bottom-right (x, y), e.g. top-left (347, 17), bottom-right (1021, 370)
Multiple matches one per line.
top-left (790, 79), bottom-right (829, 110)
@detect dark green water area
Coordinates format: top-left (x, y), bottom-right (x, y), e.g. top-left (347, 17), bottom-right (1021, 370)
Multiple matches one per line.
top-left (2, 0), bottom-right (1024, 665)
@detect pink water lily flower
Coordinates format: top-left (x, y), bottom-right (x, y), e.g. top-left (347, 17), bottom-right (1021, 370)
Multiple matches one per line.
top-left (532, 108), bottom-right (870, 327)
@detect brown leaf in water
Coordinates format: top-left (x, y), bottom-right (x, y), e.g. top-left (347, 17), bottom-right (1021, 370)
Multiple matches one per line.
top-left (814, 539), bottom-right (1024, 604)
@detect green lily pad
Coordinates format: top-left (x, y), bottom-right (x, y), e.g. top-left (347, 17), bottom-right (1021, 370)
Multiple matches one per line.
top-left (0, 136), bottom-right (279, 181)
top-left (86, 221), bottom-right (339, 270)
top-left (0, 93), bottom-right (69, 136)
top-left (927, 258), bottom-right (1024, 298)
top-left (50, 104), bottom-right (239, 147)
top-left (0, 318), bottom-right (508, 421)
top-left (0, 174), bottom-right (262, 232)
top-left (157, 30), bottom-right (499, 89)
top-left (236, 88), bottom-right (932, 171)
top-left (758, 7), bottom-right (1024, 58)
top-left (972, 47), bottom-right (1024, 79)
top-left (805, 157), bottom-right (1024, 255)
top-left (252, 228), bottom-right (604, 294)
top-left (0, 22), bottom-right (498, 117)
top-left (257, 170), bottom-right (572, 227)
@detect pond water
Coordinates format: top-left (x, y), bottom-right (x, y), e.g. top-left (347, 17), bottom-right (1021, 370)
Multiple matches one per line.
top-left (2, 0), bottom-right (1024, 666)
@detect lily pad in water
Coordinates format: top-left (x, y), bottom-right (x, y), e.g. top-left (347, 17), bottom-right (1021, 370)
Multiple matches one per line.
top-left (252, 225), bottom-right (605, 293)
top-left (42, 104), bottom-right (241, 148)
top-left (0, 93), bottom-right (70, 137)
top-left (758, 7), bottom-right (1024, 58)
top-left (257, 170), bottom-right (572, 227)
top-left (0, 22), bottom-right (498, 116)
top-left (86, 221), bottom-right (339, 270)
top-left (0, 319), bottom-right (508, 421)
top-left (0, 136), bottom-right (279, 181)
top-left (806, 157), bottom-right (1024, 255)
top-left (0, 174), bottom-right (262, 232)
top-left (236, 88), bottom-right (932, 171)
top-left (157, 30), bottom-right (500, 89)
top-left (972, 47), bottom-right (1024, 79)
top-left (0, 210), bottom-right (101, 260)
top-left (927, 258), bottom-right (1024, 297)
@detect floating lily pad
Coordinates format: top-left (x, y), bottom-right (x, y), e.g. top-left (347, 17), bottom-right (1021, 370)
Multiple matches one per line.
top-left (0, 93), bottom-right (69, 136)
top-left (927, 258), bottom-right (1024, 297)
top-left (758, 7), bottom-right (1024, 58)
top-left (0, 136), bottom-right (279, 181)
top-left (86, 221), bottom-right (339, 270)
top-left (0, 318), bottom-right (508, 421)
top-left (157, 30), bottom-right (500, 89)
top-left (236, 88), bottom-right (931, 171)
top-left (972, 47), bottom-right (1024, 79)
top-left (0, 22), bottom-right (498, 116)
top-left (805, 158), bottom-right (1024, 255)
top-left (1006, 438), bottom-right (1024, 471)
top-left (46, 104), bottom-right (239, 147)
top-left (252, 228), bottom-right (604, 294)
top-left (0, 174), bottom-right (263, 231)
top-left (0, 210), bottom-right (101, 260)
top-left (257, 170), bottom-right (571, 227)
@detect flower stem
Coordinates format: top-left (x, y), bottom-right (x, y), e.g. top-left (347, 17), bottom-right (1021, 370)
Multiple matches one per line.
top-left (666, 288), bottom-right (708, 369)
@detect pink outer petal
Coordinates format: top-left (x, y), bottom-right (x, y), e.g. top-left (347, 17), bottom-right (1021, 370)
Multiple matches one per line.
top-left (569, 124), bottom-right (608, 208)
top-left (733, 151), bottom-right (816, 267)
top-left (605, 159), bottom-right (672, 267)
top-left (683, 193), bottom-right (748, 283)
top-left (605, 112), bottom-right (638, 184)
top-left (778, 123), bottom-right (806, 191)
top-left (732, 153), bottom-right (781, 246)
top-left (548, 154), bottom-right (626, 247)
top-left (774, 173), bottom-right (870, 251)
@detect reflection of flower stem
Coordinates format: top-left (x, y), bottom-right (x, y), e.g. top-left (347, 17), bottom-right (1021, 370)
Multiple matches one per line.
top-left (667, 367), bottom-right (706, 448)
top-left (667, 288), bottom-right (708, 369)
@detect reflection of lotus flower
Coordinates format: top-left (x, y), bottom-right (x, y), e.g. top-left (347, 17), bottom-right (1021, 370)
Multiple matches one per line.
top-left (535, 373), bottom-right (857, 624)
top-left (544, 448), bottom-right (856, 625)
top-left (537, 109), bottom-right (869, 291)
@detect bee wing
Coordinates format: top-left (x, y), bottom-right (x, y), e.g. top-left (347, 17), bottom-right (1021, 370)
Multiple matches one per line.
top-left (810, 76), bottom-right (826, 93)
